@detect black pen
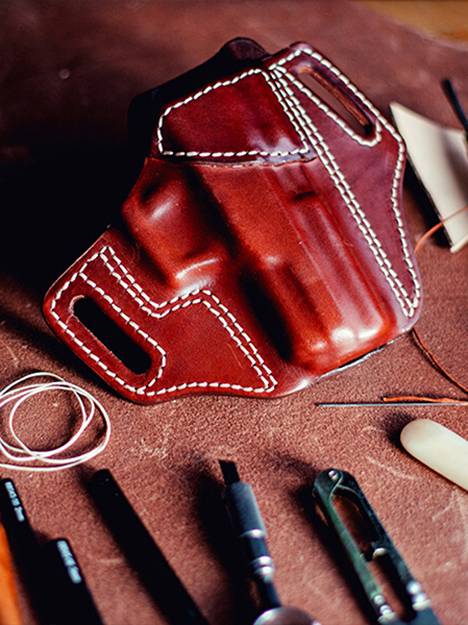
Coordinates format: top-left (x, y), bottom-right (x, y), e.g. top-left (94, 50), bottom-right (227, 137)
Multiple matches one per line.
top-left (88, 469), bottom-right (209, 625)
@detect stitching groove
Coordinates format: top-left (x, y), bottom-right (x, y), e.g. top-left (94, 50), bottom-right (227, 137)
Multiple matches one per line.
top-left (50, 245), bottom-right (277, 397)
top-left (156, 57), bottom-right (383, 158)
top-left (156, 68), bottom-right (308, 158)
top-left (270, 65), bottom-right (419, 317)
top-left (153, 44), bottom-right (420, 317)
top-left (49, 45), bottom-right (421, 397)
top-left (272, 66), bottom-right (382, 147)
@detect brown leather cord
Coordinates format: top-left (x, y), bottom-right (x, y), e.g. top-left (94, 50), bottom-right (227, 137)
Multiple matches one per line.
top-left (410, 327), bottom-right (468, 395)
top-left (414, 205), bottom-right (468, 253)
top-left (391, 205), bottom-right (468, 403)
top-left (383, 394), bottom-right (468, 404)
top-left (318, 207), bottom-right (468, 408)
top-left (322, 206), bottom-right (468, 408)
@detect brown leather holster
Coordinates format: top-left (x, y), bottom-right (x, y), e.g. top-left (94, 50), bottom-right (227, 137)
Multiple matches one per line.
top-left (43, 39), bottom-right (422, 403)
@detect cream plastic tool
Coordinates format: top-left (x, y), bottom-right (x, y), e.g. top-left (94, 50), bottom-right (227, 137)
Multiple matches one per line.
top-left (401, 419), bottom-right (468, 490)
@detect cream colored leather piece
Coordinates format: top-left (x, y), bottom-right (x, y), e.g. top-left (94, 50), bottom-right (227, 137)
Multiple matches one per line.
top-left (401, 419), bottom-right (468, 490)
top-left (390, 102), bottom-right (468, 253)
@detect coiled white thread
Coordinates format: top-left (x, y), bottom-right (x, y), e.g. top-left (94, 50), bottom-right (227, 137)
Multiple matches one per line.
top-left (0, 372), bottom-right (111, 472)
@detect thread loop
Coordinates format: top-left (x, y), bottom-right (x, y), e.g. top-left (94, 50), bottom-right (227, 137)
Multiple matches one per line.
top-left (0, 372), bottom-right (111, 472)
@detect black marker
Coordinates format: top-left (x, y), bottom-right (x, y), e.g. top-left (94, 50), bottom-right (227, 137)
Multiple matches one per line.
top-left (44, 538), bottom-right (104, 625)
top-left (88, 469), bottom-right (209, 625)
top-left (0, 479), bottom-right (51, 625)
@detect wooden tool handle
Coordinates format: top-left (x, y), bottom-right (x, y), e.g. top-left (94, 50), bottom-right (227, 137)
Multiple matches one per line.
top-left (0, 524), bottom-right (22, 625)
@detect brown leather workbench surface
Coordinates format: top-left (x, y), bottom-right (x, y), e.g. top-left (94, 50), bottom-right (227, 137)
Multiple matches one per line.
top-left (0, 1), bottom-right (467, 624)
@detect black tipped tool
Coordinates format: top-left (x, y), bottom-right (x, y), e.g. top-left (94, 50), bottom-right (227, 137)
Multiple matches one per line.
top-left (219, 461), bottom-right (320, 625)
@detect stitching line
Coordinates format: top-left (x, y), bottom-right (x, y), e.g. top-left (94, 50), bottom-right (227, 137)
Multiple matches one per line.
top-left (270, 64), bottom-right (382, 147)
top-left (281, 47), bottom-right (420, 312)
top-left (50, 245), bottom-right (277, 397)
top-left (156, 68), bottom-right (309, 158)
top-left (287, 48), bottom-right (421, 312)
top-left (154, 44), bottom-right (420, 317)
top-left (156, 54), bottom-right (383, 158)
top-left (50, 46), bottom-right (420, 390)
top-left (270, 64), bottom-right (419, 317)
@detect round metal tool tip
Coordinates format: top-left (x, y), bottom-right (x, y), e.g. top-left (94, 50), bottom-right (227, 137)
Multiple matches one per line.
top-left (253, 606), bottom-right (320, 625)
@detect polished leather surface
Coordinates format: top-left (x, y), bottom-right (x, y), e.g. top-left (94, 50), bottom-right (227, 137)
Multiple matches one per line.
top-left (43, 39), bottom-right (422, 403)
top-left (3, 4), bottom-right (467, 624)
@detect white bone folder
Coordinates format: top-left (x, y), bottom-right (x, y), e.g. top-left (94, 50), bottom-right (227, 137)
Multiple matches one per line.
top-left (401, 419), bottom-right (468, 491)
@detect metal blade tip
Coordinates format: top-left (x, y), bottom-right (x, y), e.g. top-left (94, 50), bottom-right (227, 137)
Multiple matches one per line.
top-left (219, 460), bottom-right (240, 485)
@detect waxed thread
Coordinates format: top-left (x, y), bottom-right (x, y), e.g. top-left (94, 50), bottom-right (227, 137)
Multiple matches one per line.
top-left (0, 372), bottom-right (111, 472)
top-left (408, 206), bottom-right (468, 397)
top-left (385, 206), bottom-right (468, 404)
top-left (319, 207), bottom-right (468, 407)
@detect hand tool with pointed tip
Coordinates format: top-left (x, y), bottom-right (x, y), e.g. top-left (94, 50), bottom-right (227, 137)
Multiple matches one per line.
top-left (88, 469), bottom-right (209, 625)
top-left (44, 538), bottom-right (104, 625)
top-left (219, 460), bottom-right (320, 625)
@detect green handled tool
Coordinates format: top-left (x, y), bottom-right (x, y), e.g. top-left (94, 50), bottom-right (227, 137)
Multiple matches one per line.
top-left (313, 469), bottom-right (441, 625)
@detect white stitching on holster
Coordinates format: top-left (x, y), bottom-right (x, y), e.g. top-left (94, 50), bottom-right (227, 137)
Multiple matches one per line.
top-left (270, 64), bottom-right (419, 318)
top-left (50, 245), bottom-right (277, 397)
top-left (156, 45), bottom-right (420, 318)
top-left (49, 45), bottom-right (422, 399)
top-left (156, 68), bottom-right (309, 158)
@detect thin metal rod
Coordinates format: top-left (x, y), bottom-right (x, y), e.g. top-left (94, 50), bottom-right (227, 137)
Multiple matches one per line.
top-left (316, 401), bottom-right (468, 407)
